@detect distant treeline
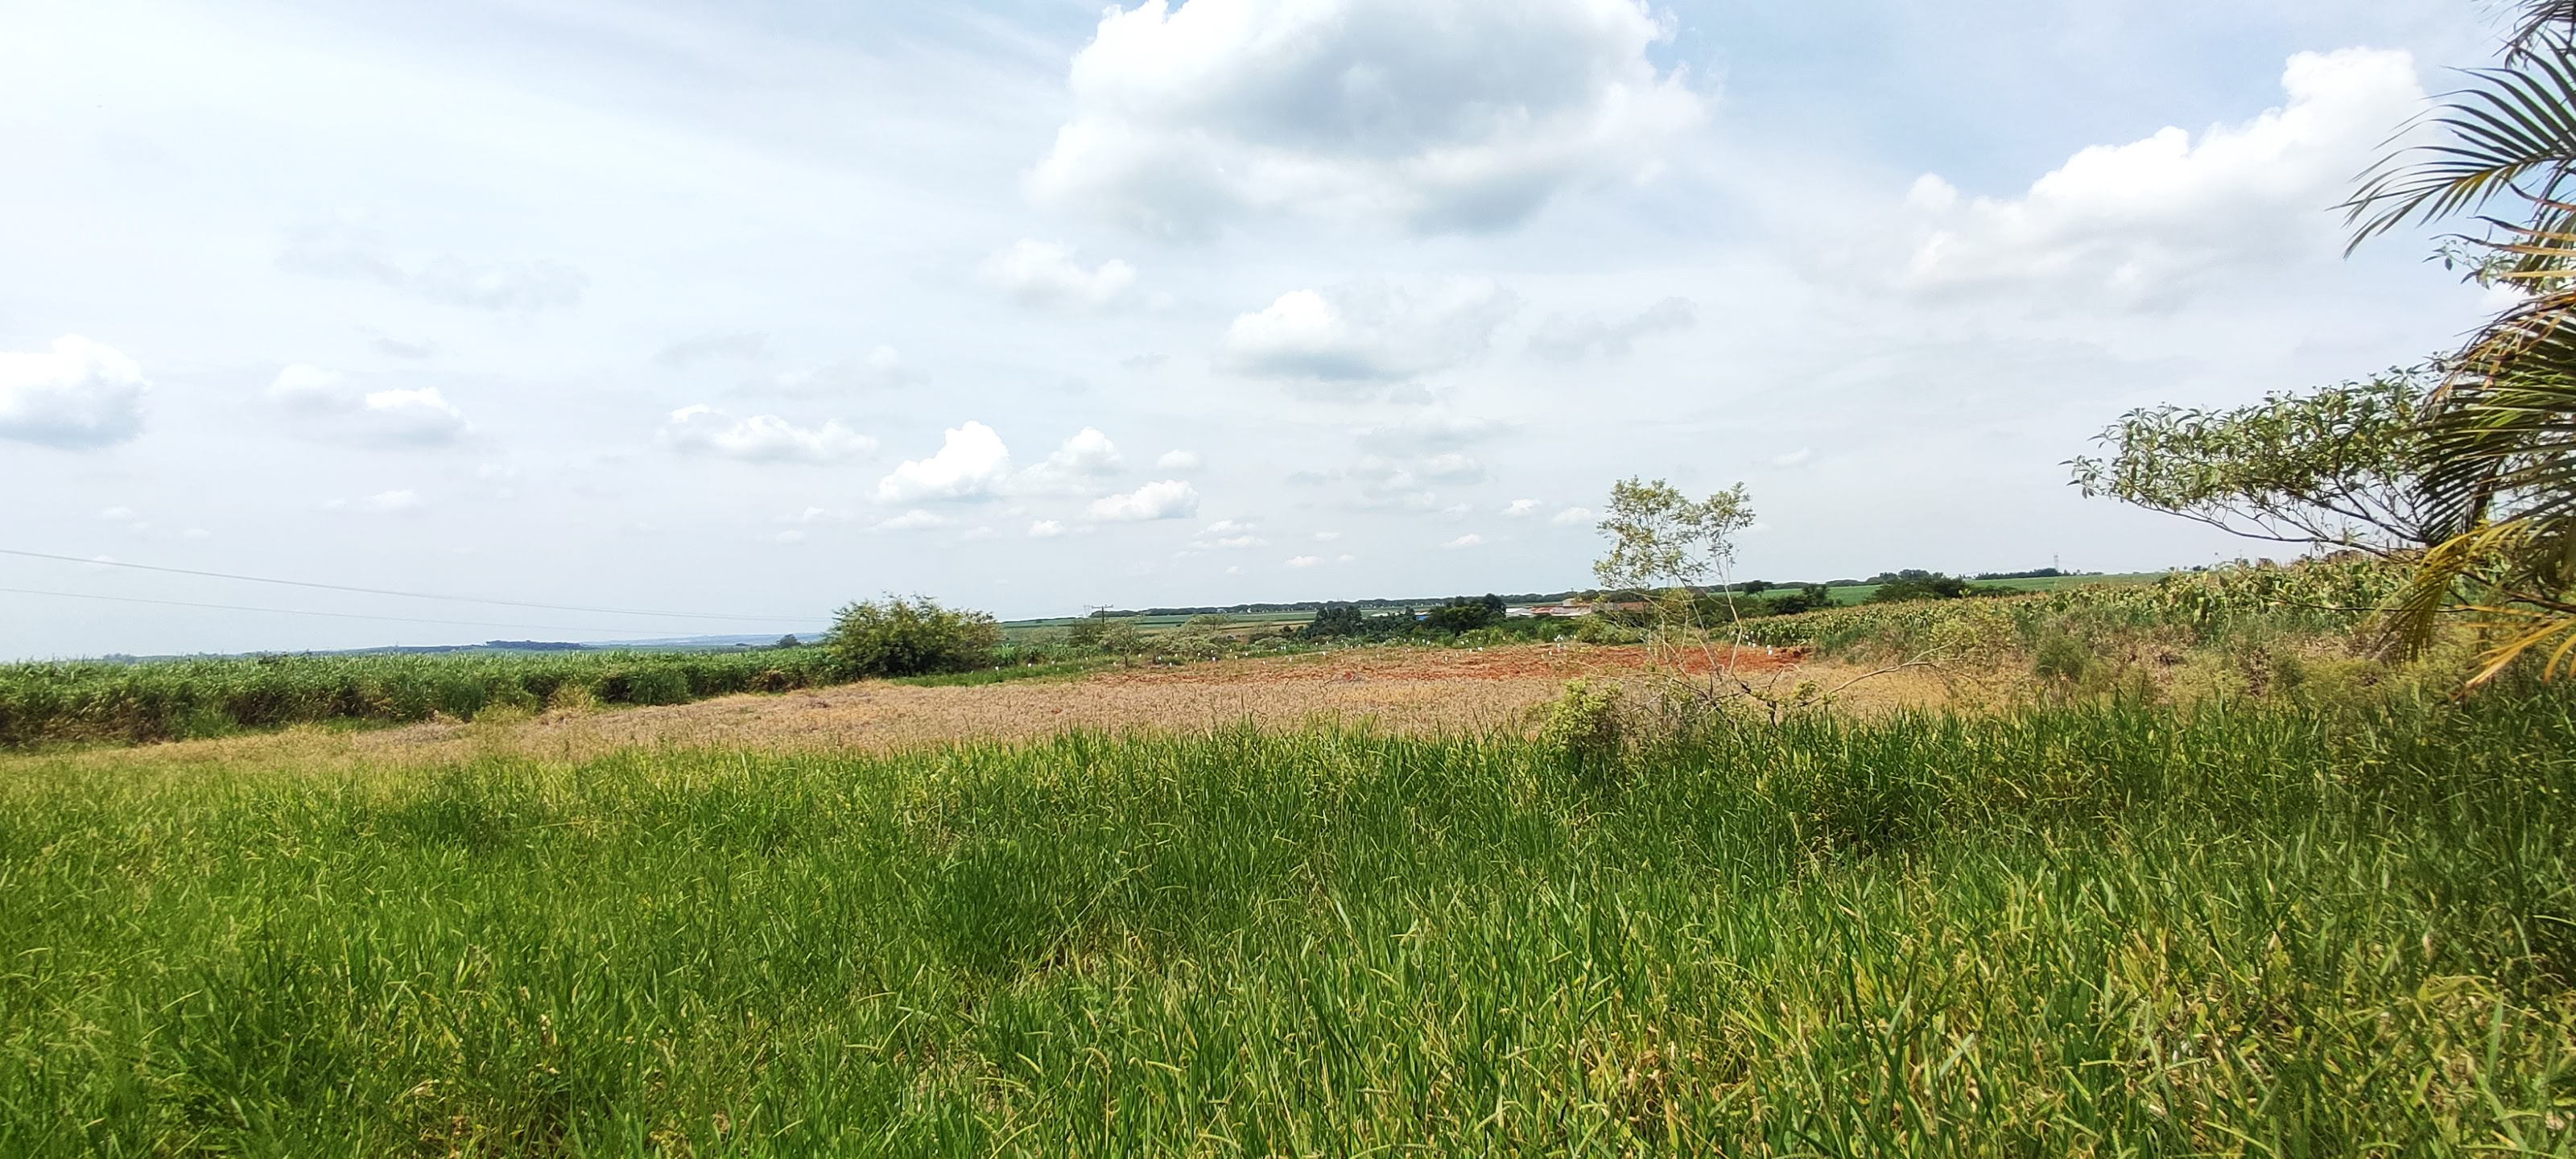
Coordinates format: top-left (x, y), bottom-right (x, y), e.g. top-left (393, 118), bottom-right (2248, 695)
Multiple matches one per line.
top-left (1097, 569), bottom-right (2098, 618)
top-left (1097, 592), bottom-right (1593, 618)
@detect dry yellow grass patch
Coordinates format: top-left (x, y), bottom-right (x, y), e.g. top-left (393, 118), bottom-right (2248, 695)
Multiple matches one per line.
top-left (0, 645), bottom-right (1955, 778)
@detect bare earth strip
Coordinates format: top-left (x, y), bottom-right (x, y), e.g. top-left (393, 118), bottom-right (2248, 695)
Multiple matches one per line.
top-left (5, 645), bottom-right (1954, 778)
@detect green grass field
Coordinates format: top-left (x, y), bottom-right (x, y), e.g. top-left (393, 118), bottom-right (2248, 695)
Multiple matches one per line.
top-left (3, 691), bottom-right (2570, 1154)
top-left (1804, 571), bottom-right (2169, 607)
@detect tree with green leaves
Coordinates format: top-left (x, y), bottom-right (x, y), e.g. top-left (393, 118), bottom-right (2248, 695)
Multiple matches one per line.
top-left (1591, 477), bottom-right (1760, 695)
top-left (1423, 595), bottom-right (1506, 633)
top-left (823, 596), bottom-right (1001, 679)
top-left (1592, 477), bottom-right (1755, 595)
top-left (2068, 368), bottom-right (2438, 557)
top-left (2343, 1), bottom-right (2576, 680)
top-left (1305, 604), bottom-right (1368, 639)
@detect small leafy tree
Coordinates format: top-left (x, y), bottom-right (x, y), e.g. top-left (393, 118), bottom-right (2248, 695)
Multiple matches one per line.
top-left (1594, 478), bottom-right (1756, 596)
top-left (1424, 594), bottom-right (1506, 633)
top-left (1094, 619), bottom-right (1145, 661)
top-left (823, 596), bottom-right (1001, 678)
top-left (1593, 477), bottom-right (1758, 698)
top-left (1592, 477), bottom-right (1936, 717)
top-left (2068, 368), bottom-right (2438, 557)
top-left (1306, 604), bottom-right (1368, 638)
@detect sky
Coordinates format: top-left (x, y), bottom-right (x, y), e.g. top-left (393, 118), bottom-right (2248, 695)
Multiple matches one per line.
top-left (0, 0), bottom-right (2516, 657)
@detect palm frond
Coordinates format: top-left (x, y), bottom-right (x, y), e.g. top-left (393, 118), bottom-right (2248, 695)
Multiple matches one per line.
top-left (2345, 55), bottom-right (2576, 247)
top-left (2462, 601), bottom-right (2576, 683)
top-left (2380, 522), bottom-right (2521, 658)
top-left (2507, 1), bottom-right (2576, 63)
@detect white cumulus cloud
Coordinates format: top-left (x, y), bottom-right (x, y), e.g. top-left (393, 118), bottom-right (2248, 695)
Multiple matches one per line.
top-left (0, 336), bottom-right (147, 448)
top-left (661, 406), bottom-right (874, 464)
top-left (1018, 427), bottom-right (1126, 492)
top-left (358, 389), bottom-right (469, 444)
top-left (266, 365), bottom-right (469, 446)
top-left (1899, 48), bottom-right (2424, 303)
top-left (1502, 498), bottom-right (1542, 518)
top-left (983, 240), bottom-right (1139, 308)
top-left (876, 422), bottom-right (1013, 502)
top-left (1222, 280), bottom-right (1517, 390)
top-left (1442, 533), bottom-right (1485, 548)
top-left (1029, 519), bottom-right (1067, 538)
top-left (1088, 479), bottom-right (1202, 522)
top-left (1286, 555), bottom-right (1322, 568)
top-left (1191, 519), bottom-right (1269, 549)
top-left (1030, 0), bottom-right (1707, 237)
top-left (1552, 505), bottom-right (1596, 525)
top-left (1156, 449), bottom-right (1201, 472)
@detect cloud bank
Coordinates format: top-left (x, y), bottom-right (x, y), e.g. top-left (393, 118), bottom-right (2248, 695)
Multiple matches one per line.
top-left (661, 406), bottom-right (874, 464)
top-left (1222, 280), bottom-right (1517, 390)
top-left (1899, 48), bottom-right (2424, 304)
top-left (0, 336), bottom-right (146, 448)
top-left (1030, 0), bottom-right (1705, 237)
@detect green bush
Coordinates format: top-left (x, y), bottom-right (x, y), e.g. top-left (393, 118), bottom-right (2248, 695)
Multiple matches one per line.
top-left (1865, 570), bottom-right (2004, 603)
top-left (2032, 632), bottom-right (2097, 689)
top-left (1538, 679), bottom-right (1627, 777)
top-left (1423, 595), bottom-right (1506, 633)
top-left (1572, 616), bottom-right (1642, 645)
top-left (824, 596), bottom-right (1003, 679)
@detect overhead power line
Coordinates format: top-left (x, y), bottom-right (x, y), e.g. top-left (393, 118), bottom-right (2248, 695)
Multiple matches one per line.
top-left (0, 548), bottom-right (808, 624)
top-left (0, 586), bottom-right (815, 636)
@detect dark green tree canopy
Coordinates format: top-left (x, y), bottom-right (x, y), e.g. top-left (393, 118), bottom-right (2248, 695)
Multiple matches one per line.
top-left (2068, 369), bottom-right (2437, 555)
top-left (1422, 595), bottom-right (1507, 634)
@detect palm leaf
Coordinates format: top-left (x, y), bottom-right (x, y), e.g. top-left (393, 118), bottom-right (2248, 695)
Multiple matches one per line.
top-left (2345, 55), bottom-right (2576, 246)
top-left (2508, 1), bottom-right (2576, 63)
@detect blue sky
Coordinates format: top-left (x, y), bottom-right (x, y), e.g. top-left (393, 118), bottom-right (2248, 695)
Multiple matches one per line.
top-left (0, 0), bottom-right (2508, 655)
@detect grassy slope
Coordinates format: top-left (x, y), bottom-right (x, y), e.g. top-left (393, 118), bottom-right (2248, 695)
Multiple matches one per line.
top-left (2, 695), bottom-right (2571, 1154)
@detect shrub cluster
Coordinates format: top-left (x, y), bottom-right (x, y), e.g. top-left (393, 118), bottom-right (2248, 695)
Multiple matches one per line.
top-left (1863, 570), bottom-right (2010, 603)
top-left (823, 596), bottom-right (1003, 678)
